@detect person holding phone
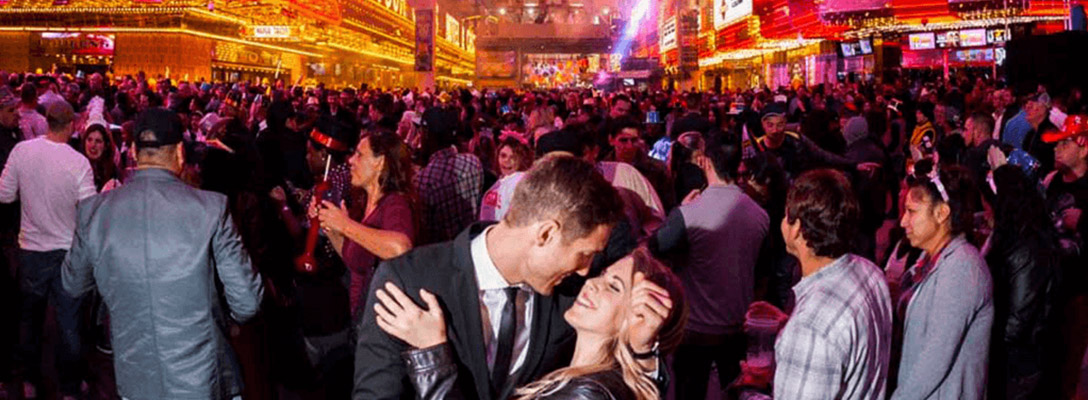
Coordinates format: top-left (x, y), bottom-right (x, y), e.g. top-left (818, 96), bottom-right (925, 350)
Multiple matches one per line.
top-left (315, 129), bottom-right (415, 315)
top-left (649, 135), bottom-right (769, 400)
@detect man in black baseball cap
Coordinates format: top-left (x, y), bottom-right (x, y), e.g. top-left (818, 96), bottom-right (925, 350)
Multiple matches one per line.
top-left (134, 107), bottom-right (186, 172)
top-left (62, 106), bottom-right (262, 399)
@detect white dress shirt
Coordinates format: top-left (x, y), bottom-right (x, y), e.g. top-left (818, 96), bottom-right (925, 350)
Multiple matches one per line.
top-left (470, 226), bottom-right (533, 376)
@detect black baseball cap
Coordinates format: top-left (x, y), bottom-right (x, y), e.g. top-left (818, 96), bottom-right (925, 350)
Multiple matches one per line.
top-left (535, 128), bottom-right (584, 158)
top-left (134, 108), bottom-right (184, 148)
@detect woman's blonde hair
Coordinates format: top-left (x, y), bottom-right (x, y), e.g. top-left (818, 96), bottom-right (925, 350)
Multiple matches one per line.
top-left (515, 248), bottom-right (687, 400)
top-left (527, 106), bottom-right (556, 133)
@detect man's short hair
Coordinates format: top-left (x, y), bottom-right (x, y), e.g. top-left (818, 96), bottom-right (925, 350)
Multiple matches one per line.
top-left (610, 116), bottom-right (642, 138)
top-left (612, 94), bottom-right (631, 107)
top-left (685, 92), bottom-right (701, 110)
top-left (785, 169), bottom-right (859, 258)
top-left (44, 100), bottom-right (75, 132)
top-left (968, 112), bottom-right (995, 135)
top-left (504, 155), bottom-right (624, 241)
top-left (705, 134), bottom-right (742, 182)
top-left (20, 83), bottom-right (36, 105)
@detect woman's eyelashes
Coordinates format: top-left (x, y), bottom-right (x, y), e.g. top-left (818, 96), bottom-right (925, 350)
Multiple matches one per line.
top-left (609, 276), bottom-right (624, 293)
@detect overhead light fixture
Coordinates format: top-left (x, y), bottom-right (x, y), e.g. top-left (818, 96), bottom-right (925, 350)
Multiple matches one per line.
top-left (497, 7), bottom-right (506, 15)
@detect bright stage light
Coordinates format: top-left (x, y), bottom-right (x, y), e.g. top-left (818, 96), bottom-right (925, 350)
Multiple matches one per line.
top-left (609, 0), bottom-right (650, 64)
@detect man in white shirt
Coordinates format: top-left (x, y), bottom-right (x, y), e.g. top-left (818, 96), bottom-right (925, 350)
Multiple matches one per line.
top-left (0, 99), bottom-right (95, 400)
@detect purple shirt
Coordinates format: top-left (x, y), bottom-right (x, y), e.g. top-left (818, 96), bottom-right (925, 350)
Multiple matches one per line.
top-left (342, 192), bottom-right (415, 313)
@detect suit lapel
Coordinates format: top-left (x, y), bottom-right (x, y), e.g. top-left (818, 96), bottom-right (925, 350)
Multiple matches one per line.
top-left (444, 224), bottom-right (492, 400)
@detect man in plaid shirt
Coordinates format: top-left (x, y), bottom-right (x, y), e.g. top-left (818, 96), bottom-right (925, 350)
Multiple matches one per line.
top-left (774, 169), bottom-right (892, 399)
top-left (415, 107), bottom-right (484, 244)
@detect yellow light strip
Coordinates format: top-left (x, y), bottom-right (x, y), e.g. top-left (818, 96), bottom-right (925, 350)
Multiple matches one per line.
top-left (324, 41), bottom-right (412, 65)
top-left (846, 15), bottom-right (1064, 37)
top-left (0, 7), bottom-right (261, 26)
top-left (186, 7), bottom-right (252, 25)
top-left (365, 0), bottom-right (413, 25)
top-left (0, 6), bottom-right (189, 13)
top-left (0, 26), bottom-right (324, 57)
top-left (436, 75), bottom-right (473, 84)
top-left (341, 19), bottom-right (413, 47)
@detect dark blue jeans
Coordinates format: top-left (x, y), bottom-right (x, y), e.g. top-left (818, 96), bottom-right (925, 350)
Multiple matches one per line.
top-left (15, 249), bottom-right (84, 396)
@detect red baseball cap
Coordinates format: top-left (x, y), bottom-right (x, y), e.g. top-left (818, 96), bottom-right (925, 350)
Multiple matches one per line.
top-left (1043, 114), bottom-right (1088, 143)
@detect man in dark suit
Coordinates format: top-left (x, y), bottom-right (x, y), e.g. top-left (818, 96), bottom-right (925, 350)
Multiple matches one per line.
top-left (354, 155), bottom-right (667, 399)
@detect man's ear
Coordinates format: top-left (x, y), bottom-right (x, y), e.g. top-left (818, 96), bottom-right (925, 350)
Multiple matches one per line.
top-left (532, 219), bottom-right (561, 247)
top-left (784, 217), bottom-right (803, 248)
top-left (175, 142), bottom-right (185, 167)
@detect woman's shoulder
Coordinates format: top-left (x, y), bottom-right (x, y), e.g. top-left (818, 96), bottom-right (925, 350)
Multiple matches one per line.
top-left (936, 237), bottom-right (993, 293)
top-left (379, 191), bottom-right (413, 206)
top-left (533, 370), bottom-right (635, 400)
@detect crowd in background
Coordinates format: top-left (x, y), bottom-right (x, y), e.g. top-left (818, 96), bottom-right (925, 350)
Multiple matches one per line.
top-left (0, 67), bottom-right (1087, 400)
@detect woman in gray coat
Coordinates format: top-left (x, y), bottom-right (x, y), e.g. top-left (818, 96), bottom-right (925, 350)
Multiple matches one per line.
top-left (890, 165), bottom-right (993, 400)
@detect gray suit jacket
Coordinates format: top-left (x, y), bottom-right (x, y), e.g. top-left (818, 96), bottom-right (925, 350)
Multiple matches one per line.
top-left (62, 168), bottom-right (263, 400)
top-left (892, 235), bottom-right (993, 400)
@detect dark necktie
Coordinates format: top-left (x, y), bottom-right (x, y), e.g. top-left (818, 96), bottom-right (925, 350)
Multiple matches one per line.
top-left (491, 287), bottom-right (519, 398)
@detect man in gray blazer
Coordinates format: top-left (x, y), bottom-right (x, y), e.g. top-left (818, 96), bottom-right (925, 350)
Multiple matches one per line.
top-left (62, 108), bottom-right (263, 400)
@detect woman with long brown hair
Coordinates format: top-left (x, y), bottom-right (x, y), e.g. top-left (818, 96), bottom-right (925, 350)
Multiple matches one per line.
top-left (316, 128), bottom-right (416, 314)
top-left (374, 248), bottom-right (687, 399)
top-left (81, 123), bottom-right (120, 191)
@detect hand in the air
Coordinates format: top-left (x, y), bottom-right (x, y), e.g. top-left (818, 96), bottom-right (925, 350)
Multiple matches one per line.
top-left (987, 145), bottom-right (1007, 169)
top-left (625, 272), bottom-right (673, 356)
top-left (374, 282), bottom-right (448, 349)
top-left (269, 186), bottom-right (287, 205)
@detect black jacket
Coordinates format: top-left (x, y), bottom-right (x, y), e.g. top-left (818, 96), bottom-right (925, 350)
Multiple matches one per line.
top-left (403, 344), bottom-right (636, 400)
top-left (353, 223), bottom-right (577, 400)
top-left (986, 234), bottom-right (1061, 379)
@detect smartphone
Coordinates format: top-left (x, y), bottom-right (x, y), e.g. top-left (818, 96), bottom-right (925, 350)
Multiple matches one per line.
top-left (646, 111), bottom-right (660, 124)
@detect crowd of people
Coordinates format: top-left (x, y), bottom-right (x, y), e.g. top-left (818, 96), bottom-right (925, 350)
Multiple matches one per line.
top-left (0, 67), bottom-right (1085, 400)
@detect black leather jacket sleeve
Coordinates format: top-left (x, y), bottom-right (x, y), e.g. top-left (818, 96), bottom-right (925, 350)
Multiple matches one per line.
top-left (403, 345), bottom-right (642, 400)
top-left (403, 343), bottom-right (463, 400)
top-left (534, 378), bottom-right (618, 400)
top-left (1003, 242), bottom-right (1057, 347)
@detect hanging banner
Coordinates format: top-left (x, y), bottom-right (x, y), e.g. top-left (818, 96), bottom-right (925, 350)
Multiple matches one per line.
top-left (445, 13), bottom-right (461, 47)
top-left (660, 17), bottom-right (678, 51)
top-left (415, 9), bottom-right (435, 72)
top-left (679, 9), bottom-right (700, 71)
top-left (714, 0), bottom-right (752, 29)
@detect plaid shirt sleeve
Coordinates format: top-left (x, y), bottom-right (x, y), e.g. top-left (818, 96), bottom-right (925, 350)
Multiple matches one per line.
top-left (774, 321), bottom-right (846, 400)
